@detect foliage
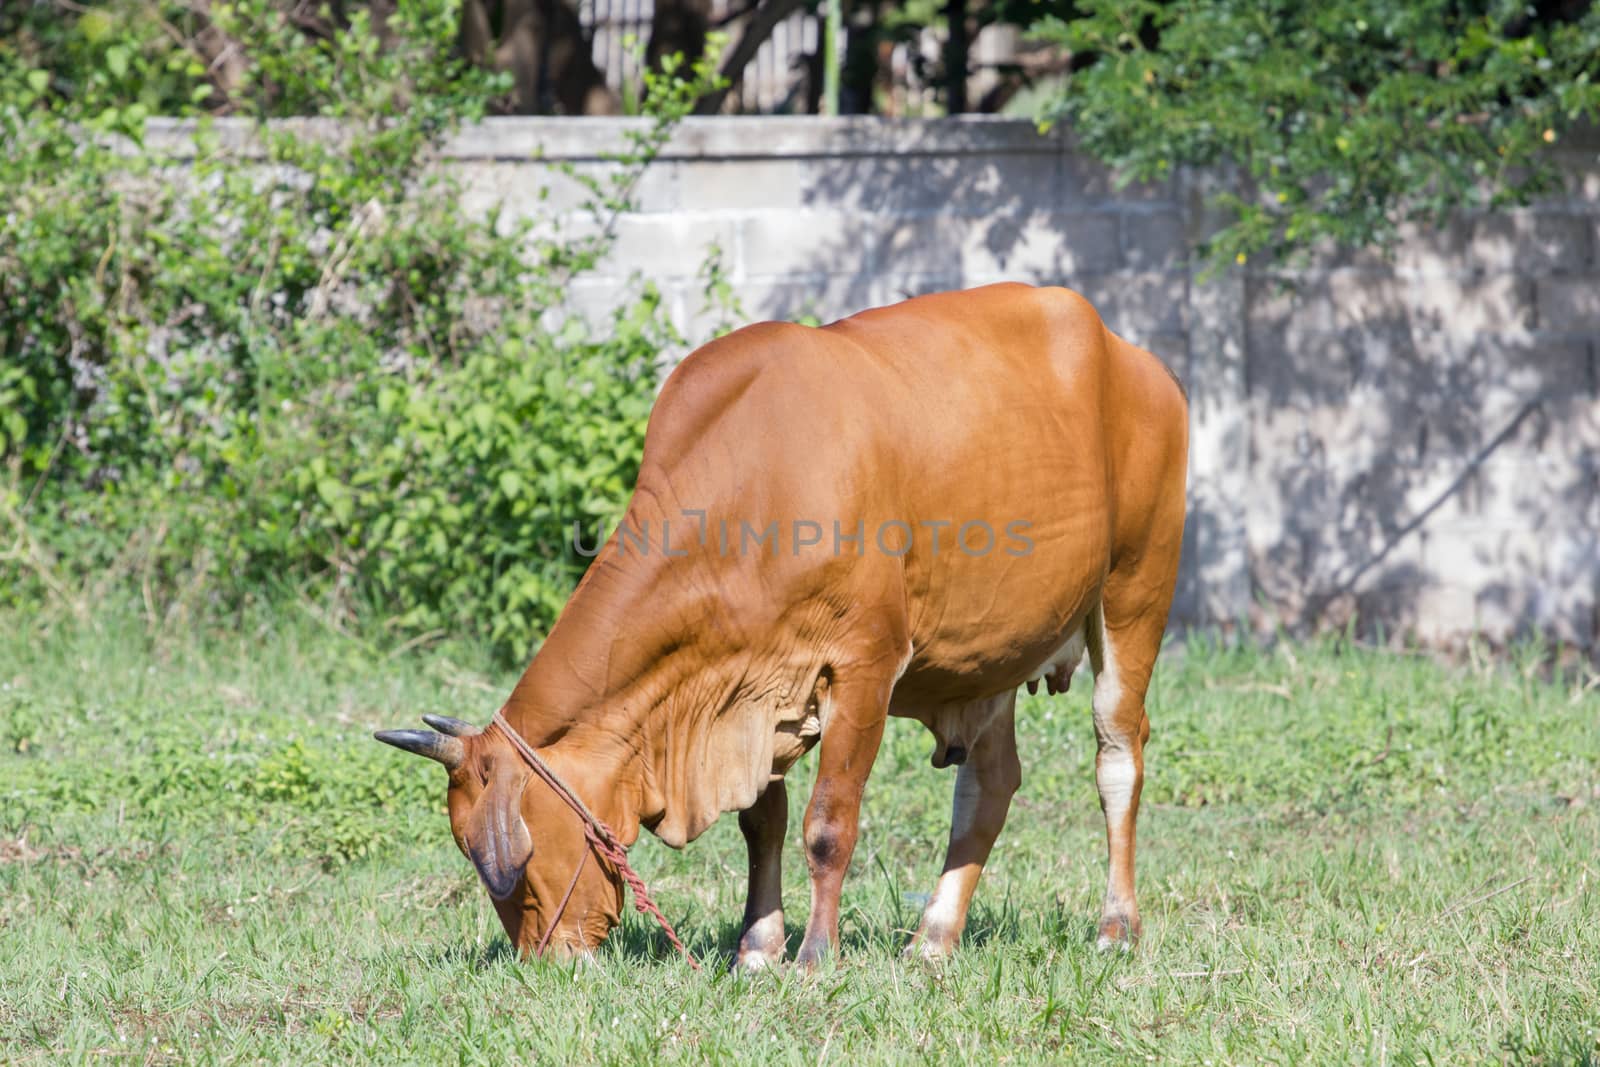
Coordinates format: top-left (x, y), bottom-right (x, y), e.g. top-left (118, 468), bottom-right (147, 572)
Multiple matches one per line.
top-left (1, 3), bottom-right (729, 663)
top-left (1035, 0), bottom-right (1600, 268)
top-left (0, 0), bottom-right (497, 119)
top-left (2, 614), bottom-right (1598, 1059)
top-left (0, 0), bottom-right (207, 124)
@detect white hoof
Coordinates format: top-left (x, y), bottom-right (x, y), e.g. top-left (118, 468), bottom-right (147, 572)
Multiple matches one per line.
top-left (1095, 933), bottom-right (1133, 953)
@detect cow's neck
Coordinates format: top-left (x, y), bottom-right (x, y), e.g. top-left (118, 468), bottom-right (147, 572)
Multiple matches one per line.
top-left (497, 543), bottom-right (751, 849)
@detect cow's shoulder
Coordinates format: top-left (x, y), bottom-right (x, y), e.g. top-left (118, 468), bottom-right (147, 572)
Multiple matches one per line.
top-left (645, 320), bottom-right (817, 457)
top-left (659, 320), bottom-right (813, 406)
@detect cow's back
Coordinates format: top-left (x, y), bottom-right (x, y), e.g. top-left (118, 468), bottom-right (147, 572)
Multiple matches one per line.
top-left (820, 284), bottom-right (1146, 699)
top-left (637, 283), bottom-right (1183, 703)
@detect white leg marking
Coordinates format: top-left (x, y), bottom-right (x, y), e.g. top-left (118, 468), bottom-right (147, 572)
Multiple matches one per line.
top-left (921, 879), bottom-right (965, 938)
top-left (1095, 751), bottom-right (1137, 826)
top-left (1092, 619), bottom-right (1138, 953)
top-left (1090, 614), bottom-right (1124, 737)
top-left (736, 907), bottom-right (786, 970)
top-left (1092, 626), bottom-right (1134, 825)
top-left (915, 764), bottom-right (984, 955)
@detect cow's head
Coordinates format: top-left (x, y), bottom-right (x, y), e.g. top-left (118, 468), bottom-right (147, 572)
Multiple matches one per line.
top-left (375, 716), bottom-right (624, 957)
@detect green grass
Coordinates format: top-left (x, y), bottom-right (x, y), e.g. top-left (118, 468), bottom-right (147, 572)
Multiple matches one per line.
top-left (2, 611), bottom-right (1597, 1064)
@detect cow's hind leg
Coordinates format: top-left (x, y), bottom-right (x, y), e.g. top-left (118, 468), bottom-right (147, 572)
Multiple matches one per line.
top-left (1088, 587), bottom-right (1172, 951)
top-left (907, 692), bottom-right (1020, 960)
top-left (732, 778), bottom-right (788, 971)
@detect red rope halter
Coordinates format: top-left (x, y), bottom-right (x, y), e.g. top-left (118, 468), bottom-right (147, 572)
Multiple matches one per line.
top-left (491, 710), bottom-right (700, 969)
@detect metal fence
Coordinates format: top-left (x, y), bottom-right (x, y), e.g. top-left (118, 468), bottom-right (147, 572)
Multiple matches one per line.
top-left (576, 0), bottom-right (1022, 115)
top-left (577, 0), bottom-right (819, 113)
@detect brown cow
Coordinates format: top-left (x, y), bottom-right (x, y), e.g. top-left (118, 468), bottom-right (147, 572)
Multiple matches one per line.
top-left (377, 282), bottom-right (1188, 967)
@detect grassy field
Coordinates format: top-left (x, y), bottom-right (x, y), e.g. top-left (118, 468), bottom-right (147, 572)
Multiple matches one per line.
top-left (1, 611), bottom-right (1597, 1064)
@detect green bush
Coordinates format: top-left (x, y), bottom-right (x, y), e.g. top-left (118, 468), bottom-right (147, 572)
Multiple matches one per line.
top-left (1, 2), bottom-right (728, 663)
top-left (1034, 0), bottom-right (1600, 269)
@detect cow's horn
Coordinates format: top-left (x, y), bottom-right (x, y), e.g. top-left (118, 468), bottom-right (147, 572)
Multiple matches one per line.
top-left (374, 729), bottom-right (464, 769)
top-left (421, 714), bottom-right (481, 737)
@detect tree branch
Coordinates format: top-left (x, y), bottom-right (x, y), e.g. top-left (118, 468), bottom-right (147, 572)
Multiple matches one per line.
top-left (695, 0), bottom-right (808, 114)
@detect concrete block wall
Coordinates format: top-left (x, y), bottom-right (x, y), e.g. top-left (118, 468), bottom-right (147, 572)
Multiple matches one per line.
top-left (144, 116), bottom-right (1600, 650)
top-left (444, 116), bottom-right (1600, 650)
top-left (442, 118), bottom-right (1193, 361)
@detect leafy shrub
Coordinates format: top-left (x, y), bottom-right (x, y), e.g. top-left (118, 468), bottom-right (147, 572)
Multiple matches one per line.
top-left (1, 4), bottom-right (728, 662)
top-left (1034, 0), bottom-right (1600, 268)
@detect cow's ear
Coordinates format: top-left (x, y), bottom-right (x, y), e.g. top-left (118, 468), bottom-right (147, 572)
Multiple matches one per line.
top-left (463, 756), bottom-right (533, 900)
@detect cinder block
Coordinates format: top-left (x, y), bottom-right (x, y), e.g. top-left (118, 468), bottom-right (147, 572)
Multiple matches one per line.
top-left (545, 277), bottom-right (634, 334)
top-left (740, 210), bottom-right (873, 279)
top-left (1245, 274), bottom-right (1338, 334)
top-left (1405, 274), bottom-right (1538, 336)
top-left (1245, 460), bottom-right (1436, 625)
top-left (1420, 522), bottom-right (1541, 591)
top-left (1122, 210), bottom-right (1188, 271)
top-left (958, 211), bottom-right (1122, 279)
top-left (1417, 520), bottom-right (1599, 645)
top-left (1394, 218), bottom-right (1470, 275)
top-left (1056, 147), bottom-right (1113, 203)
top-left (1537, 276), bottom-right (1600, 331)
top-left (872, 215), bottom-right (968, 276)
top-left (601, 215), bottom-right (738, 280)
top-left (1318, 270), bottom-right (1537, 339)
top-left (1372, 335), bottom-right (1592, 464)
top-left (1059, 143), bottom-right (1175, 204)
top-left (1342, 534), bottom-right (1429, 602)
top-left (516, 211), bottom-right (603, 256)
top-left (1498, 336), bottom-right (1595, 407)
top-left (622, 160), bottom-right (682, 214)
top-left (958, 152), bottom-right (1066, 217)
top-left (1245, 328), bottom-right (1354, 407)
top-left (1323, 270), bottom-right (1408, 331)
top-left (461, 160), bottom-right (678, 220)
top-left (1332, 218), bottom-right (1469, 275)
top-left (1505, 392), bottom-right (1600, 467)
top-left (456, 161), bottom-right (588, 229)
top-left (1410, 583), bottom-right (1478, 643)
top-left (1474, 584), bottom-right (1596, 648)
top-left (675, 158), bottom-right (812, 213)
top-left (1468, 212), bottom-right (1594, 274)
top-left (794, 151), bottom-right (1060, 219)
top-left (1428, 446), bottom-right (1599, 531)
top-left (1074, 272), bottom-right (1187, 334)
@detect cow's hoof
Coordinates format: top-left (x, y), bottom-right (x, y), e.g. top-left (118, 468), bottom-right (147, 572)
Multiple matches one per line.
top-left (730, 949), bottom-right (784, 974)
top-left (1095, 914), bottom-right (1140, 952)
top-left (903, 930), bottom-right (957, 963)
top-left (794, 937), bottom-right (832, 971)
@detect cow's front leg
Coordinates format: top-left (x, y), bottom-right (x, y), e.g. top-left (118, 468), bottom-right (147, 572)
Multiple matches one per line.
top-left (795, 673), bottom-right (892, 969)
top-left (907, 693), bottom-right (1020, 960)
top-left (732, 777), bottom-right (788, 971)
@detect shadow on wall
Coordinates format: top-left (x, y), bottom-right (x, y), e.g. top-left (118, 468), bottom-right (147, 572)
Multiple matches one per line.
top-left (763, 126), bottom-right (1210, 623)
top-left (772, 126), bottom-right (1599, 650)
top-left (1243, 198), bottom-right (1600, 650)
top-left (451, 116), bottom-right (1599, 651)
top-left (757, 127), bottom-right (1188, 374)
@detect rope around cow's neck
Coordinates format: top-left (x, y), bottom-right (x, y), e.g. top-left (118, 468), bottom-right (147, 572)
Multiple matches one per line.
top-left (490, 710), bottom-right (700, 970)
